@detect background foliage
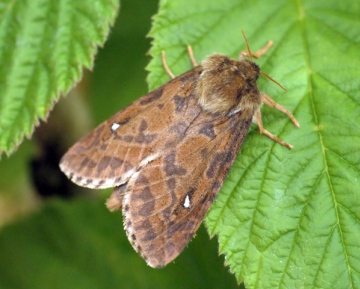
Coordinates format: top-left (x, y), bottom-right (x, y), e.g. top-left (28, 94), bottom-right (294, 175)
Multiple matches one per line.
top-left (0, 0), bottom-right (359, 288)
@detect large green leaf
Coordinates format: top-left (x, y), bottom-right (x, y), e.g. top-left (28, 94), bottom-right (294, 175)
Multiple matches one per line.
top-left (148, 0), bottom-right (360, 288)
top-left (0, 0), bottom-right (119, 156)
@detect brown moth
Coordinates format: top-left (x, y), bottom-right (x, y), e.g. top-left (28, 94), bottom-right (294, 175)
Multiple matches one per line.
top-left (60, 32), bottom-right (299, 268)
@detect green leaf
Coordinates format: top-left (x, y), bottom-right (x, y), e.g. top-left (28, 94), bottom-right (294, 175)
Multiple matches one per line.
top-left (148, 0), bottom-right (360, 288)
top-left (0, 0), bottom-right (119, 156)
top-left (0, 199), bottom-right (238, 289)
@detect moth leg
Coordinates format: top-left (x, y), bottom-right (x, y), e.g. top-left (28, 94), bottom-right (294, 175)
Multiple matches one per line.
top-left (239, 40), bottom-right (273, 60)
top-left (187, 45), bottom-right (198, 66)
top-left (161, 51), bottom-right (175, 79)
top-left (254, 110), bottom-right (293, 149)
top-left (162, 46), bottom-right (198, 79)
top-left (250, 41), bottom-right (273, 58)
top-left (261, 92), bottom-right (300, 127)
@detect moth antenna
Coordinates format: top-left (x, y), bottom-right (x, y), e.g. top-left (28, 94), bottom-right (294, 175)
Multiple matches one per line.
top-left (241, 30), bottom-right (252, 61)
top-left (241, 33), bottom-right (285, 91)
top-left (260, 71), bottom-right (287, 92)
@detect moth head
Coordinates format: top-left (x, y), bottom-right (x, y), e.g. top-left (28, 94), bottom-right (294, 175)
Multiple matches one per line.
top-left (195, 54), bottom-right (262, 115)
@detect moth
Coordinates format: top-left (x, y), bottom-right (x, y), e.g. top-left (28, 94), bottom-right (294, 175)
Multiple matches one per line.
top-left (60, 32), bottom-right (299, 268)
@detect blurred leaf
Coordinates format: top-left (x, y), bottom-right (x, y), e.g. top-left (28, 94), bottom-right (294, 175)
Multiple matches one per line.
top-left (0, 0), bottom-right (119, 156)
top-left (0, 198), bottom-right (238, 289)
top-left (148, 0), bottom-right (360, 288)
top-left (89, 0), bottom-right (158, 122)
top-left (0, 140), bottom-right (38, 226)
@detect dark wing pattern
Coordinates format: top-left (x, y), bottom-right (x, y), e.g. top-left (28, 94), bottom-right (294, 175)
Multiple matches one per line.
top-left (60, 68), bottom-right (201, 189)
top-left (109, 98), bottom-right (252, 268)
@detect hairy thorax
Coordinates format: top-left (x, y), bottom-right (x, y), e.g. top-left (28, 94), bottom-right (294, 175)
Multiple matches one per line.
top-left (195, 54), bottom-right (262, 118)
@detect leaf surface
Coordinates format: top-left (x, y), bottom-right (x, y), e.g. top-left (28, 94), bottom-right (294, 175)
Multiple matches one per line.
top-left (148, 0), bottom-right (360, 287)
top-left (0, 0), bottom-right (119, 155)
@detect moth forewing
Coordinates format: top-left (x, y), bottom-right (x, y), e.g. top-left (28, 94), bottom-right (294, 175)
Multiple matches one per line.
top-left (130, 103), bottom-right (254, 267)
top-left (60, 37), bottom-right (299, 268)
top-left (59, 69), bottom-right (199, 189)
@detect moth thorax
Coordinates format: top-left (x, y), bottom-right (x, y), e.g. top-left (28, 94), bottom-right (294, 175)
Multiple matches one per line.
top-left (195, 54), bottom-right (262, 115)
